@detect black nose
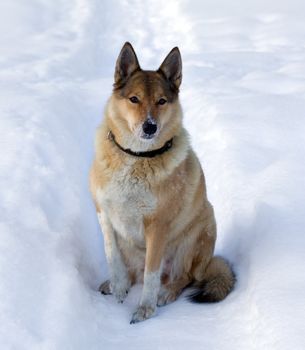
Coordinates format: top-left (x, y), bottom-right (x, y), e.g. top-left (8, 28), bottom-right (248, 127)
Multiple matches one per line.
top-left (142, 120), bottom-right (157, 135)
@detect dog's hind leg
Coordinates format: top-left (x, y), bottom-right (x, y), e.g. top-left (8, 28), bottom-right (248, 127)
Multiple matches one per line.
top-left (157, 274), bottom-right (190, 306)
top-left (99, 280), bottom-right (111, 295)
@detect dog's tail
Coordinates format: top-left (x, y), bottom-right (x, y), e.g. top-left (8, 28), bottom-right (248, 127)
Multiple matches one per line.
top-left (188, 256), bottom-right (235, 303)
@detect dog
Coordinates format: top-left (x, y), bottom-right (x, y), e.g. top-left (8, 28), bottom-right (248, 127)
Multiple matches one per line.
top-left (90, 42), bottom-right (235, 324)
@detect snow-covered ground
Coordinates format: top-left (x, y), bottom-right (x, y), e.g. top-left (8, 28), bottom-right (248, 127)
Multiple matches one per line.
top-left (1, 0), bottom-right (305, 349)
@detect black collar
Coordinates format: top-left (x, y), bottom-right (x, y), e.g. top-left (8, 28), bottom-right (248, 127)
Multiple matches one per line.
top-left (108, 131), bottom-right (173, 158)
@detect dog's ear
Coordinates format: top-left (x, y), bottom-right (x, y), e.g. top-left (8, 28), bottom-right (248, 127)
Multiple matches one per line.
top-left (158, 47), bottom-right (182, 90)
top-left (114, 42), bottom-right (140, 87)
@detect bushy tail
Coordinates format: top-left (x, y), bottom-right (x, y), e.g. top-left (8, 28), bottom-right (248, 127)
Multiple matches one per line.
top-left (188, 256), bottom-right (236, 303)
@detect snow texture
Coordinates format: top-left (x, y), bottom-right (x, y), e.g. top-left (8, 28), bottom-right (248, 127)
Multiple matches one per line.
top-left (1, 0), bottom-right (305, 349)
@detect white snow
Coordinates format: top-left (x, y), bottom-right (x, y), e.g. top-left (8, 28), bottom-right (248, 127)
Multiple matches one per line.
top-left (1, 0), bottom-right (305, 349)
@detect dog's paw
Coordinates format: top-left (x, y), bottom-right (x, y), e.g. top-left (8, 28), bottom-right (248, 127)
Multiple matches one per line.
top-left (111, 276), bottom-right (130, 303)
top-left (99, 280), bottom-right (112, 295)
top-left (130, 305), bottom-right (156, 324)
top-left (112, 286), bottom-right (129, 303)
top-left (157, 287), bottom-right (179, 307)
top-left (99, 279), bottom-right (129, 302)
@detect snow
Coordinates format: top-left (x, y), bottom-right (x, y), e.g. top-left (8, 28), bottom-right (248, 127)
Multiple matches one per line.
top-left (1, 0), bottom-right (305, 349)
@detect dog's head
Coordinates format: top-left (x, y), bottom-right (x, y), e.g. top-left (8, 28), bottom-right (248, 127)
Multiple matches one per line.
top-left (108, 42), bottom-right (182, 147)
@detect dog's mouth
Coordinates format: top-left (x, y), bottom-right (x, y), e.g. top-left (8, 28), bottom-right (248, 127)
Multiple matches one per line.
top-left (141, 132), bottom-right (157, 140)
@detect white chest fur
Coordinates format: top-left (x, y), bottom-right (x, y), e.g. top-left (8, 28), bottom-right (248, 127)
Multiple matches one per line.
top-left (97, 165), bottom-right (157, 246)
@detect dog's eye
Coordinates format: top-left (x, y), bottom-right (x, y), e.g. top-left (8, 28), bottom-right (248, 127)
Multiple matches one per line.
top-left (158, 98), bottom-right (167, 105)
top-left (129, 96), bottom-right (139, 104)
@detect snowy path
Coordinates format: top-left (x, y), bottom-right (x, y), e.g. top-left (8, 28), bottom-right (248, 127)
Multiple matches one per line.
top-left (1, 1), bottom-right (305, 349)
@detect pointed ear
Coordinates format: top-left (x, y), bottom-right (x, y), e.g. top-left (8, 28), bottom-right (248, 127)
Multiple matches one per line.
top-left (158, 47), bottom-right (182, 90)
top-left (114, 42), bottom-right (140, 86)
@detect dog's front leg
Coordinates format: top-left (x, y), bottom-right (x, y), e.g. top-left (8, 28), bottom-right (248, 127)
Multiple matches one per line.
top-left (97, 211), bottom-right (130, 303)
top-left (130, 223), bottom-right (165, 324)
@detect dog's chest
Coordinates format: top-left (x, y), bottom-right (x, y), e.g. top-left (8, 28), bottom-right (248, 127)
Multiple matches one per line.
top-left (98, 166), bottom-right (157, 244)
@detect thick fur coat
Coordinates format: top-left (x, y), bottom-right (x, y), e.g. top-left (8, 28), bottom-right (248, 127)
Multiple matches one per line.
top-left (90, 43), bottom-right (235, 323)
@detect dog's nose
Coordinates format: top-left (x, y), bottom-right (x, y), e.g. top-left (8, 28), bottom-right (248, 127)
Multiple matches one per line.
top-left (142, 119), bottom-right (157, 135)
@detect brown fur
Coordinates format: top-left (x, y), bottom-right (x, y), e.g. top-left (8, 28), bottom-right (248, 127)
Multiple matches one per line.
top-left (90, 42), bottom-right (235, 323)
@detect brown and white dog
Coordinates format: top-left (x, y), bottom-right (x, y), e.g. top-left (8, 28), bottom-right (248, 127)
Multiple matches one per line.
top-left (90, 42), bottom-right (235, 323)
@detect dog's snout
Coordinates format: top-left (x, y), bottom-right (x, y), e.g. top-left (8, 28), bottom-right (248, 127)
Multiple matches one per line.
top-left (142, 120), bottom-right (157, 136)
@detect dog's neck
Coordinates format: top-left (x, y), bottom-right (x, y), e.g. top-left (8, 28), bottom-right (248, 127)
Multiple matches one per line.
top-left (108, 130), bottom-right (173, 158)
